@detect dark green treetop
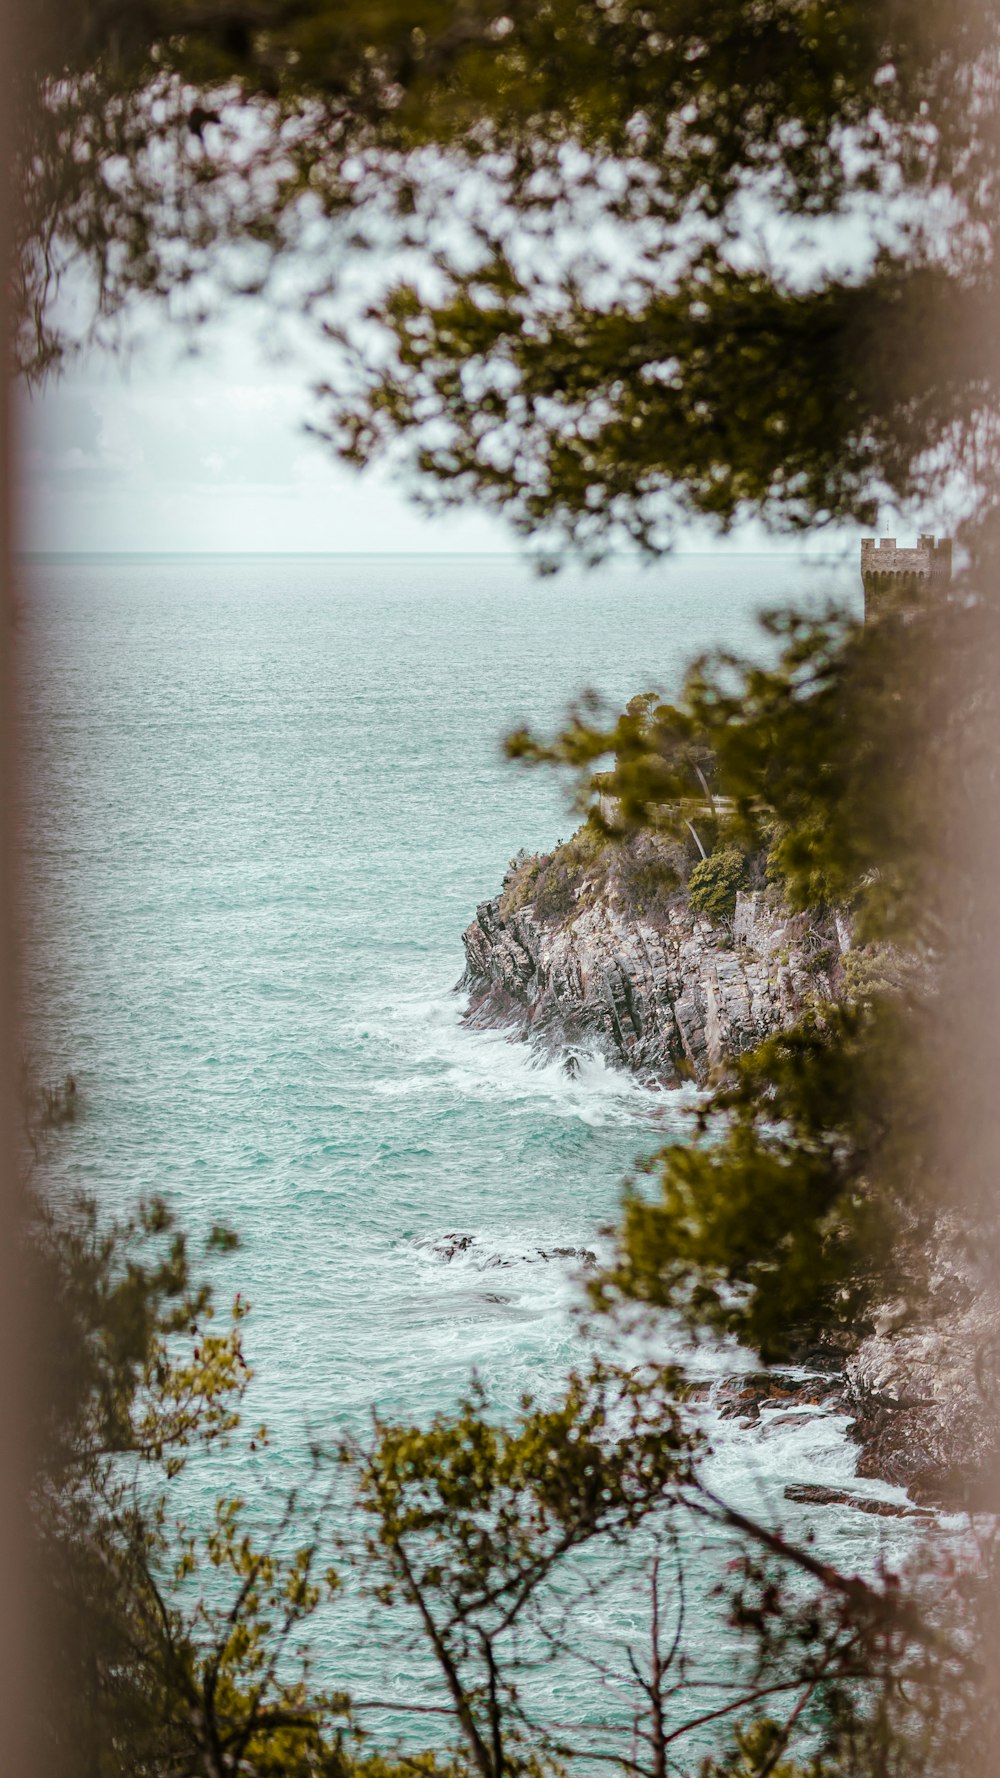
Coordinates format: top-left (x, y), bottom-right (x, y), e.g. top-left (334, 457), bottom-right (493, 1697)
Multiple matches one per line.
top-left (16, 3), bottom-right (1000, 559)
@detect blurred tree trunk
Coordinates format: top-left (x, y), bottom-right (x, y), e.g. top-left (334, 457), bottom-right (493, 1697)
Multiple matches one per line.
top-left (0, 0), bottom-right (40, 1768)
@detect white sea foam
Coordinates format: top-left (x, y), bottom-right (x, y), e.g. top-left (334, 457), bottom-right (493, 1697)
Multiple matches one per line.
top-left (349, 976), bottom-right (689, 1132)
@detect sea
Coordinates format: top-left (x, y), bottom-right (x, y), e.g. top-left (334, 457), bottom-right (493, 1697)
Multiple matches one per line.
top-left (21, 550), bottom-right (913, 1761)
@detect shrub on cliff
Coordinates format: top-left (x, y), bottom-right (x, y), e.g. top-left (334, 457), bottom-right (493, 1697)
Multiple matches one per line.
top-left (498, 851), bottom-right (544, 920)
top-left (687, 848), bottom-right (751, 929)
top-left (516, 821), bottom-right (612, 922)
top-left (505, 822), bottom-right (686, 928)
top-left (842, 943), bottom-right (926, 1007)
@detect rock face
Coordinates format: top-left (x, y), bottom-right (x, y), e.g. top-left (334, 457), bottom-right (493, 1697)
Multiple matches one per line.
top-left (783, 1483), bottom-right (932, 1520)
top-left (461, 874), bottom-right (833, 1086)
top-left (844, 1217), bottom-right (1000, 1509)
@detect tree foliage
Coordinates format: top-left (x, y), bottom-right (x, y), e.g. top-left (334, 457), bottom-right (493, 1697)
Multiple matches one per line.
top-left (27, 1178), bottom-right (354, 1778)
top-left (14, 3), bottom-right (1000, 556)
top-left (687, 848), bottom-right (750, 927)
top-left (27, 1055), bottom-right (994, 1777)
top-left (345, 1363), bottom-right (693, 1777)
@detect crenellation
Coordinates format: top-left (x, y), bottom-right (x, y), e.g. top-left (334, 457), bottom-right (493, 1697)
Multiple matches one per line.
top-left (861, 531), bottom-right (952, 620)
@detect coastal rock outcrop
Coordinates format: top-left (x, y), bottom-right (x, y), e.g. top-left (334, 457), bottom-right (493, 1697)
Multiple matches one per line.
top-left (459, 828), bottom-right (999, 1508)
top-left (460, 833), bottom-right (836, 1086)
top-left (844, 1217), bottom-right (1000, 1509)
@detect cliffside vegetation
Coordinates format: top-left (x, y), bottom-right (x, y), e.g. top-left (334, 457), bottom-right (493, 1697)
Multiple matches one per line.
top-left (498, 823), bottom-right (692, 927)
top-left (504, 599), bottom-right (976, 1358)
top-left (686, 849), bottom-right (753, 929)
top-left (499, 818), bottom-right (767, 936)
top-left (16, 1), bottom-right (1000, 1774)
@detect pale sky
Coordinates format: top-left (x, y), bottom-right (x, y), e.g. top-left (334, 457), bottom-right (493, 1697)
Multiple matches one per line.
top-left (16, 298), bottom-right (883, 560)
top-left (19, 313), bottom-right (518, 555)
top-left (16, 136), bottom-right (935, 561)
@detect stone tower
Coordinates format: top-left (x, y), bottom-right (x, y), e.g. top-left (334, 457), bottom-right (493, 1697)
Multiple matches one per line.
top-left (861, 533), bottom-right (952, 621)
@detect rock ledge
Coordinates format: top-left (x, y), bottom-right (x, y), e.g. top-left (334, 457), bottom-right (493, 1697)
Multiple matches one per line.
top-left (461, 871), bottom-right (835, 1087)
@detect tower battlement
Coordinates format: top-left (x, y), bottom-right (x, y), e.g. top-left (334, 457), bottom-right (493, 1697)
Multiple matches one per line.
top-left (861, 533), bottom-right (952, 620)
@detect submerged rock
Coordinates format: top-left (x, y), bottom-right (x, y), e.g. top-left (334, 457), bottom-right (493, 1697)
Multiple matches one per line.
top-left (417, 1232), bottom-right (598, 1272)
top-left (783, 1483), bottom-right (932, 1521)
top-left (715, 1371), bottom-right (847, 1424)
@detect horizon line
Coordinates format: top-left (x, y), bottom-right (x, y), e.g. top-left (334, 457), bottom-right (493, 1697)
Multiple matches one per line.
top-left (17, 546), bottom-right (856, 561)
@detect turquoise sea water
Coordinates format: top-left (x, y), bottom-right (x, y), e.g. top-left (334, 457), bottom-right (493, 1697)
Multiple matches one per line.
top-left (23, 550), bottom-right (902, 1755)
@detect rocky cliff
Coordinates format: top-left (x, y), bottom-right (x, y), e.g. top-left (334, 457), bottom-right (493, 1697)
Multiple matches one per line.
top-left (460, 828), bottom-right (839, 1086)
top-left (459, 825), bottom-right (999, 1511)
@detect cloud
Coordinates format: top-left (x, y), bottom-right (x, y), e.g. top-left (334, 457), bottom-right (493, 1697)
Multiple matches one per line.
top-left (15, 330), bottom-right (514, 554)
top-left (21, 392), bottom-right (133, 489)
